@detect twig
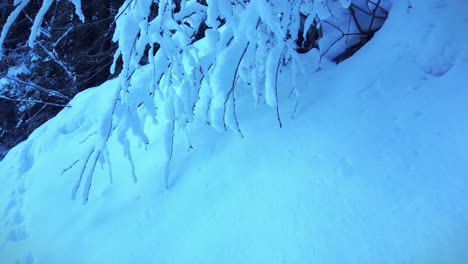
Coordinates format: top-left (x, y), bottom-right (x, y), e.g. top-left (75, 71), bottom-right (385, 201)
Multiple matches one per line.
top-left (368, 0), bottom-right (388, 13)
top-left (205, 97), bottom-right (212, 125)
top-left (351, 3), bottom-right (387, 20)
top-left (351, 3), bottom-right (372, 16)
top-left (320, 33), bottom-right (344, 64)
top-left (0, 75), bottom-right (71, 100)
top-left (79, 133), bottom-right (97, 144)
top-left (232, 75), bottom-right (244, 137)
top-left (106, 0), bottom-right (135, 37)
top-left (348, 5), bottom-right (366, 34)
top-left (71, 148), bottom-right (95, 200)
top-left (61, 159), bottom-right (80, 175)
top-left (346, 12), bottom-right (352, 44)
top-left (24, 104), bottom-right (47, 123)
top-left (367, 0), bottom-right (382, 37)
top-left (164, 117), bottom-right (176, 189)
top-left (83, 150), bottom-right (101, 204)
top-left (0, 95), bottom-right (71, 107)
top-left (274, 53), bottom-right (283, 128)
top-left (37, 41), bottom-right (75, 80)
top-left (223, 41), bottom-right (250, 132)
top-left (53, 27), bottom-right (73, 48)
top-left (290, 96), bottom-right (299, 119)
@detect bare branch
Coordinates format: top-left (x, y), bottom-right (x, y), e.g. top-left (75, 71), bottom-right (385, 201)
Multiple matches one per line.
top-left (367, 0), bottom-right (382, 37)
top-left (274, 53), bottom-right (283, 128)
top-left (61, 159), bottom-right (80, 175)
top-left (0, 75), bottom-right (71, 100)
top-left (83, 151), bottom-right (101, 204)
top-left (71, 148), bottom-right (95, 200)
top-left (0, 95), bottom-right (71, 107)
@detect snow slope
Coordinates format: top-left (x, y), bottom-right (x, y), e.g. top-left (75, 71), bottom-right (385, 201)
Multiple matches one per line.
top-left (1, 0), bottom-right (468, 263)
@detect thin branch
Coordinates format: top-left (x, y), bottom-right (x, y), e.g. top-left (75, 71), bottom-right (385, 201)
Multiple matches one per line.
top-left (24, 103), bottom-right (48, 123)
top-left (83, 151), bottom-right (101, 204)
top-left (61, 159), bottom-right (80, 175)
top-left (351, 3), bottom-right (387, 20)
top-left (0, 75), bottom-right (71, 100)
top-left (232, 75), bottom-right (244, 137)
top-left (346, 12), bottom-right (352, 44)
top-left (223, 41), bottom-right (250, 132)
top-left (320, 34), bottom-right (344, 64)
top-left (321, 20), bottom-right (345, 35)
top-left (79, 132), bottom-right (97, 144)
top-left (205, 97), bottom-right (212, 125)
top-left (351, 3), bottom-right (372, 16)
top-left (53, 27), bottom-right (73, 48)
top-left (348, 5), bottom-right (366, 34)
top-left (368, 0), bottom-right (389, 13)
top-left (290, 96), bottom-right (299, 119)
top-left (0, 95), bottom-right (71, 107)
top-left (274, 54), bottom-right (283, 128)
top-left (367, 0), bottom-right (382, 37)
top-left (37, 41), bottom-right (75, 80)
top-left (106, 0), bottom-right (135, 37)
top-left (71, 148), bottom-right (95, 200)
top-left (164, 117), bottom-right (176, 189)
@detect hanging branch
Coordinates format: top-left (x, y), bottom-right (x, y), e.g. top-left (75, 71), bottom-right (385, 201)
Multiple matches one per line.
top-left (71, 148), bottom-right (95, 200)
top-left (83, 151), bottom-right (101, 203)
top-left (64, 93), bottom-right (120, 202)
top-left (61, 159), bottom-right (80, 175)
top-left (221, 19), bottom-right (260, 133)
top-left (205, 97), bottom-right (212, 125)
top-left (274, 52), bottom-right (283, 128)
top-left (223, 41), bottom-right (250, 135)
top-left (232, 75), bottom-right (244, 137)
top-left (164, 117), bottom-right (176, 189)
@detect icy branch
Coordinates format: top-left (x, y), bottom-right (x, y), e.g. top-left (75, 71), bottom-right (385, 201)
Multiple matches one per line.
top-left (0, 0), bottom-right (30, 59)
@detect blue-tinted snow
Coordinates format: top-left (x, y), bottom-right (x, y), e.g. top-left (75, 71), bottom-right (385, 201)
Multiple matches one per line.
top-left (1, 0), bottom-right (468, 263)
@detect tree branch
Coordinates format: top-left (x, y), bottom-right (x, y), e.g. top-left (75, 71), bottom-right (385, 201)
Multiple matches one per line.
top-left (0, 95), bottom-right (71, 107)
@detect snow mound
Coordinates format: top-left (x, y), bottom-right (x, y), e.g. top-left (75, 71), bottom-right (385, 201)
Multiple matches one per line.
top-left (1, 1), bottom-right (468, 263)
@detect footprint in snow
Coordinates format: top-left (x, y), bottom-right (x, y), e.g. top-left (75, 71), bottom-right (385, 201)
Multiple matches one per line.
top-left (2, 181), bottom-right (30, 244)
top-left (16, 252), bottom-right (35, 264)
top-left (420, 54), bottom-right (456, 77)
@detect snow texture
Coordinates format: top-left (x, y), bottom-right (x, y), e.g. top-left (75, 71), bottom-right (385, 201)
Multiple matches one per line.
top-left (0, 0), bottom-right (30, 59)
top-left (70, 0), bottom-right (85, 22)
top-left (1, 0), bottom-right (468, 263)
top-left (27, 0), bottom-right (54, 48)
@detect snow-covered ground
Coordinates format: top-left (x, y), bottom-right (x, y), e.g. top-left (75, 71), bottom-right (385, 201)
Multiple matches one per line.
top-left (1, 0), bottom-right (468, 263)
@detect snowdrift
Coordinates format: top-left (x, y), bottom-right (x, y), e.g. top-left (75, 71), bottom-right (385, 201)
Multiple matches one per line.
top-left (1, 1), bottom-right (468, 263)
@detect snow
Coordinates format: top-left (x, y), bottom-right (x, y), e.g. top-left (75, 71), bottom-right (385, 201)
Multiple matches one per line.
top-left (2, 0), bottom-right (468, 263)
top-left (27, 0), bottom-right (53, 49)
top-left (0, 0), bottom-right (87, 56)
top-left (339, 0), bottom-right (352, 8)
top-left (70, 0), bottom-right (85, 22)
top-left (0, 0), bottom-right (30, 59)
top-left (264, 42), bottom-right (283, 107)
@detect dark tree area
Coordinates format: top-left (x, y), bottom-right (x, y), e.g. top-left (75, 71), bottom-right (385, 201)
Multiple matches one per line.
top-left (0, 0), bottom-right (124, 159)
